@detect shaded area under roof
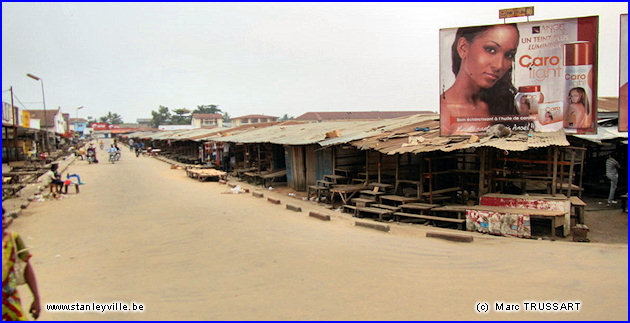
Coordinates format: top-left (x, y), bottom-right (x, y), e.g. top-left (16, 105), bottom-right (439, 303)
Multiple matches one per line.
top-left (570, 126), bottom-right (628, 144)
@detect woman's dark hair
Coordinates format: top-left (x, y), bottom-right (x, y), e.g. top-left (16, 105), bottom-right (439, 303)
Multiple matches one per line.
top-left (569, 87), bottom-right (590, 115)
top-left (451, 24), bottom-right (519, 116)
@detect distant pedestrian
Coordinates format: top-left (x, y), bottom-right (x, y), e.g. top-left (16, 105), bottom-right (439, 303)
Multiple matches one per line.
top-left (128, 138), bottom-right (134, 152)
top-left (606, 154), bottom-right (621, 204)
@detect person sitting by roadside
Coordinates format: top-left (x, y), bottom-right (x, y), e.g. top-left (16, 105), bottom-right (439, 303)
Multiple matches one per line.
top-left (44, 163), bottom-right (64, 197)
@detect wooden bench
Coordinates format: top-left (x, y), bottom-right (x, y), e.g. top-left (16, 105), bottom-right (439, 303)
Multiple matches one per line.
top-left (368, 182), bottom-right (393, 192)
top-left (356, 206), bottom-right (394, 222)
top-left (393, 212), bottom-right (466, 229)
top-left (370, 204), bottom-right (400, 211)
top-left (379, 195), bottom-right (421, 207)
top-left (359, 190), bottom-right (385, 198)
top-left (329, 184), bottom-right (367, 204)
top-left (324, 174), bottom-right (347, 184)
top-left (400, 202), bottom-right (439, 213)
top-left (307, 184), bottom-right (331, 202)
top-left (351, 197), bottom-right (376, 208)
top-left (260, 169), bottom-right (287, 188)
top-left (186, 168), bottom-right (227, 182)
top-left (343, 204), bottom-right (357, 215)
top-left (421, 187), bottom-right (461, 204)
top-left (569, 196), bottom-right (587, 224)
top-left (431, 205), bottom-right (469, 220)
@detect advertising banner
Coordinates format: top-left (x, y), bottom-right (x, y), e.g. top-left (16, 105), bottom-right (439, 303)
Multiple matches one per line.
top-left (619, 14), bottom-right (627, 132)
top-left (92, 122), bottom-right (110, 131)
top-left (22, 110), bottom-right (30, 128)
top-left (439, 16), bottom-right (599, 136)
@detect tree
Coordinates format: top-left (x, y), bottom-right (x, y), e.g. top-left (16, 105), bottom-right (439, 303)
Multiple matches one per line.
top-left (222, 112), bottom-right (231, 123)
top-left (279, 114), bottom-right (294, 121)
top-left (151, 106), bottom-right (171, 128)
top-left (171, 108), bottom-right (192, 125)
top-left (98, 111), bottom-right (124, 124)
top-left (192, 104), bottom-right (222, 114)
top-left (86, 116), bottom-right (95, 127)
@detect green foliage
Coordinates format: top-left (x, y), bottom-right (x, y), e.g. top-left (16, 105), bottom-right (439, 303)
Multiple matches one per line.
top-left (222, 112), bottom-right (230, 122)
top-left (279, 114), bottom-right (294, 121)
top-left (151, 105), bottom-right (171, 128)
top-left (192, 104), bottom-right (222, 114)
top-left (98, 112), bottom-right (124, 124)
top-left (171, 108), bottom-right (192, 125)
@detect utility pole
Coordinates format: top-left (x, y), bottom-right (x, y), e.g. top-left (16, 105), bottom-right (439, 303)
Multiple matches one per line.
top-left (10, 86), bottom-right (19, 161)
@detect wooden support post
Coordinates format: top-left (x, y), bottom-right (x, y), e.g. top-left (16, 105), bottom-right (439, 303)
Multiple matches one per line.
top-left (257, 143), bottom-right (261, 172)
top-left (478, 148), bottom-right (487, 196)
top-left (578, 149), bottom-right (585, 198)
top-left (418, 155), bottom-right (424, 199)
top-left (365, 150), bottom-right (369, 182)
top-left (378, 153), bottom-right (382, 184)
top-left (558, 149), bottom-right (566, 194)
top-left (547, 147), bottom-right (552, 194)
top-left (552, 147), bottom-right (558, 196)
top-left (332, 146), bottom-right (336, 173)
top-left (394, 154), bottom-right (400, 194)
top-left (567, 149), bottom-right (575, 197)
top-left (427, 157), bottom-right (433, 204)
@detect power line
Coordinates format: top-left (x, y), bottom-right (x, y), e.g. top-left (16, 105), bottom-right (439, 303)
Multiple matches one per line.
top-left (12, 94), bottom-right (31, 110)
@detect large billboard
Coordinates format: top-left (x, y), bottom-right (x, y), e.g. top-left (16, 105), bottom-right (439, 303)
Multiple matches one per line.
top-left (619, 14), bottom-right (627, 132)
top-left (439, 16), bottom-right (598, 136)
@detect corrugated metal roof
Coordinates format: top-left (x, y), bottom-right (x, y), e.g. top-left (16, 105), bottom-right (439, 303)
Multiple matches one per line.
top-left (350, 120), bottom-right (569, 154)
top-left (204, 120), bottom-right (375, 145)
top-left (571, 126), bottom-right (628, 144)
top-left (133, 113), bottom-right (571, 153)
top-left (319, 114), bottom-right (440, 147)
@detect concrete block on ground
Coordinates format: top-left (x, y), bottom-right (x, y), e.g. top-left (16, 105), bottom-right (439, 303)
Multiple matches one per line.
top-left (286, 204), bottom-right (302, 212)
top-left (426, 231), bottom-right (473, 243)
top-left (218, 180), bottom-right (227, 185)
top-left (267, 197), bottom-right (281, 204)
top-left (309, 212), bottom-right (331, 221)
top-left (252, 192), bottom-right (264, 198)
top-left (228, 183), bottom-right (236, 188)
top-left (355, 221), bottom-right (390, 232)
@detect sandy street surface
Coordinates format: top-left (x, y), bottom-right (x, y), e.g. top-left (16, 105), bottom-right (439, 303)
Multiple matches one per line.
top-left (8, 140), bottom-right (628, 321)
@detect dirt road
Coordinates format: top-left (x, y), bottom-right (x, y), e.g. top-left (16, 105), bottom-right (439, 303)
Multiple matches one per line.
top-left (10, 140), bottom-right (628, 320)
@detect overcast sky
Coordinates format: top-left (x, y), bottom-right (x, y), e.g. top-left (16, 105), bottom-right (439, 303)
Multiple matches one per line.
top-left (2, 2), bottom-right (627, 123)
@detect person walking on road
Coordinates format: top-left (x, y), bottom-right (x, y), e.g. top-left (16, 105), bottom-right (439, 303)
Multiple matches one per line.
top-left (2, 208), bottom-right (41, 320)
top-left (606, 154), bottom-right (621, 204)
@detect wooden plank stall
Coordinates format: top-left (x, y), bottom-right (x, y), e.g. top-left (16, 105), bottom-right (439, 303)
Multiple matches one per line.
top-left (478, 193), bottom-right (571, 237)
top-left (466, 205), bottom-right (565, 238)
top-left (185, 168), bottom-right (227, 182)
top-left (329, 184), bottom-right (367, 204)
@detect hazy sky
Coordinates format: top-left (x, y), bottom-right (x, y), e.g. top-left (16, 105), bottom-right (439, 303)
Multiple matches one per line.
top-left (2, 2), bottom-right (627, 123)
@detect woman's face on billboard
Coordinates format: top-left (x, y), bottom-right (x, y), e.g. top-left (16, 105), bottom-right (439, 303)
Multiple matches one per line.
top-left (569, 89), bottom-right (582, 104)
top-left (457, 25), bottom-right (518, 89)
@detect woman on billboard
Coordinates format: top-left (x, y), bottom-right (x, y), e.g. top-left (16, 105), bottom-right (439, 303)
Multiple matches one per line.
top-left (441, 24), bottom-right (520, 135)
top-left (563, 86), bottom-right (591, 128)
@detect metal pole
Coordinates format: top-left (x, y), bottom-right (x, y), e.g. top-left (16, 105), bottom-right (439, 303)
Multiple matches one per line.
top-left (40, 79), bottom-right (48, 153)
top-left (10, 87), bottom-right (19, 161)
